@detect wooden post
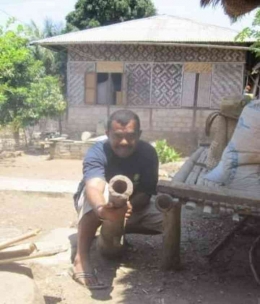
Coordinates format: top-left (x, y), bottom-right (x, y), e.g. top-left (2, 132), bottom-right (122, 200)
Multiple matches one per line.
top-left (0, 246), bottom-right (67, 265)
top-left (0, 229), bottom-right (41, 251)
top-left (0, 243), bottom-right (37, 260)
top-left (97, 175), bottom-right (133, 258)
top-left (155, 194), bottom-right (182, 270)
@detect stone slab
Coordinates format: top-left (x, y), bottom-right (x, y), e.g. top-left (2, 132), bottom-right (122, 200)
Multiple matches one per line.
top-left (31, 228), bottom-right (77, 266)
top-left (0, 264), bottom-right (45, 304)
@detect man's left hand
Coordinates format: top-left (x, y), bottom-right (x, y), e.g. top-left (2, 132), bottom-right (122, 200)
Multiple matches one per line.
top-left (125, 201), bottom-right (132, 219)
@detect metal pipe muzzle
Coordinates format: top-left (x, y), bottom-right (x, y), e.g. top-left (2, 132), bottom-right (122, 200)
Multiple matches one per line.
top-left (155, 194), bottom-right (180, 213)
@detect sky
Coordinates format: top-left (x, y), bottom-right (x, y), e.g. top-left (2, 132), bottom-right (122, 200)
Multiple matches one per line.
top-left (0, 0), bottom-right (257, 33)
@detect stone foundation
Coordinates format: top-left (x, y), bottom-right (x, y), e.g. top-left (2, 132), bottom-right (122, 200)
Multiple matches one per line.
top-left (49, 140), bottom-right (93, 159)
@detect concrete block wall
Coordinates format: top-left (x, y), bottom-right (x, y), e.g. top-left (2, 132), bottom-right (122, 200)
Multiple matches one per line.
top-left (67, 106), bottom-right (107, 139)
top-left (66, 106), bottom-right (213, 156)
top-left (108, 107), bottom-right (151, 131)
top-left (50, 140), bottom-right (93, 159)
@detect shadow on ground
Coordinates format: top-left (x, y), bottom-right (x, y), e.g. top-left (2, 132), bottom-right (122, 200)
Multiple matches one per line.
top-left (62, 209), bottom-right (260, 304)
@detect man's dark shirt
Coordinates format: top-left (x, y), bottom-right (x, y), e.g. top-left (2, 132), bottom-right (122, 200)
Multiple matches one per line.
top-left (74, 139), bottom-right (158, 206)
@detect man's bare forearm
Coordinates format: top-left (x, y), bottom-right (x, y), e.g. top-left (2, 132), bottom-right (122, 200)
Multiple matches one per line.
top-left (85, 179), bottom-right (130, 221)
top-left (85, 178), bottom-right (106, 210)
top-left (86, 187), bottom-right (106, 209)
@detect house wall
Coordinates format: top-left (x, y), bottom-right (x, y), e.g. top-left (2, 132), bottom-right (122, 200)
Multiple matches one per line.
top-left (68, 105), bottom-right (212, 155)
top-left (65, 44), bottom-right (246, 155)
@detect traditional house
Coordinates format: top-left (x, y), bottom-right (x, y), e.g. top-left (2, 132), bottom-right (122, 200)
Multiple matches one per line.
top-left (32, 15), bottom-right (252, 154)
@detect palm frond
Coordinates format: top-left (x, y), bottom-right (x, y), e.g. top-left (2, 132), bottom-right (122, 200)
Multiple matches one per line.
top-left (200, 0), bottom-right (260, 18)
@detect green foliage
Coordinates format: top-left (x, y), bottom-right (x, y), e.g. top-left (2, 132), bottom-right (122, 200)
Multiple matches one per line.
top-left (18, 76), bottom-right (66, 127)
top-left (27, 19), bottom-right (68, 96)
top-left (66, 0), bottom-right (156, 30)
top-left (0, 20), bottom-right (66, 133)
top-left (236, 9), bottom-right (260, 57)
top-left (155, 139), bottom-right (181, 164)
top-left (27, 19), bottom-right (66, 77)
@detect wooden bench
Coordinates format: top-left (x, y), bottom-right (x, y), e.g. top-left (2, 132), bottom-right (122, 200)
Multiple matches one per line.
top-left (157, 146), bottom-right (260, 270)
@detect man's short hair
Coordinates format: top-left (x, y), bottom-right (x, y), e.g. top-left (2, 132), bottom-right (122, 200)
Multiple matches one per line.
top-left (107, 110), bottom-right (140, 131)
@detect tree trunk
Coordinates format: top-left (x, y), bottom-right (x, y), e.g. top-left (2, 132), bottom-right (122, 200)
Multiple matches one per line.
top-left (58, 115), bottom-right (62, 135)
top-left (23, 129), bottom-right (28, 147)
top-left (13, 129), bottom-right (20, 149)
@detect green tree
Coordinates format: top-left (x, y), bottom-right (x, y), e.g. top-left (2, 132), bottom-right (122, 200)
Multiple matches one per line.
top-left (236, 9), bottom-right (260, 57)
top-left (27, 19), bottom-right (66, 77)
top-left (66, 0), bottom-right (156, 30)
top-left (0, 21), bottom-right (66, 146)
top-left (155, 139), bottom-right (180, 164)
top-left (28, 19), bottom-right (68, 96)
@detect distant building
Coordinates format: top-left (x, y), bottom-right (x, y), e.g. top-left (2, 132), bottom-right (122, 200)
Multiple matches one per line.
top-left (33, 15), bottom-right (252, 154)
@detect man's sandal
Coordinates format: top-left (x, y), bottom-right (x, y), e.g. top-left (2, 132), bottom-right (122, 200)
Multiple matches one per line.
top-left (69, 268), bottom-right (108, 290)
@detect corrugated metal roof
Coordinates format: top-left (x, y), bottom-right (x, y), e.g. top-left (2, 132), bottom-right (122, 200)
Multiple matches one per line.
top-left (31, 15), bottom-right (252, 46)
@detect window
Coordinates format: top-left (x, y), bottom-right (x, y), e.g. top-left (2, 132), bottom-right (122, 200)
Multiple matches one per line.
top-left (85, 61), bottom-right (126, 106)
top-left (96, 73), bottom-right (122, 105)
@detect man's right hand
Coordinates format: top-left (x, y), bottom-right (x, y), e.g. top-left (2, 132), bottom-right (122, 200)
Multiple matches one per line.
top-left (96, 202), bottom-right (132, 222)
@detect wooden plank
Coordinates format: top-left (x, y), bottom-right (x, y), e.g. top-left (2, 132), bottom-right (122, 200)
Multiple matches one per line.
top-left (184, 62), bottom-right (212, 73)
top-left (0, 243), bottom-right (36, 260)
top-left (0, 246), bottom-right (67, 265)
top-left (197, 73), bottom-right (212, 108)
top-left (174, 147), bottom-right (205, 183)
top-left (181, 72), bottom-right (196, 107)
top-left (85, 72), bottom-right (96, 104)
top-left (196, 167), bottom-right (208, 186)
top-left (195, 148), bottom-right (208, 167)
top-left (0, 229), bottom-right (41, 251)
top-left (97, 61), bottom-right (123, 73)
top-left (157, 181), bottom-right (260, 208)
top-left (185, 165), bottom-right (203, 185)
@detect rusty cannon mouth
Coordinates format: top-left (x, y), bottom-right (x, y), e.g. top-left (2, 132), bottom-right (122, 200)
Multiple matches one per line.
top-left (108, 175), bottom-right (133, 208)
top-left (155, 194), bottom-right (180, 213)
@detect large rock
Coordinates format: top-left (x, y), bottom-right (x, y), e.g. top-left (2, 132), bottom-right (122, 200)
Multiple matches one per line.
top-left (96, 119), bottom-right (106, 136)
top-left (0, 264), bottom-right (45, 304)
top-left (81, 131), bottom-right (92, 142)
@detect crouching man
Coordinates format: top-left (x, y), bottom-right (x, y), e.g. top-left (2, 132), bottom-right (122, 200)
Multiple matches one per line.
top-left (72, 109), bottom-right (163, 289)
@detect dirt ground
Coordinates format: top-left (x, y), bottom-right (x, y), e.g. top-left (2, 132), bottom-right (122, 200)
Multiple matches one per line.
top-left (0, 152), bottom-right (82, 180)
top-left (1, 153), bottom-right (260, 304)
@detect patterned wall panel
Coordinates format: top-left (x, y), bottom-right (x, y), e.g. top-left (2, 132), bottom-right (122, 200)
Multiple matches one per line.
top-left (125, 63), bottom-right (152, 106)
top-left (69, 45), bottom-right (154, 62)
top-left (69, 45), bottom-right (246, 63)
top-left (153, 46), bottom-right (245, 63)
top-left (67, 62), bottom-right (95, 105)
top-left (151, 63), bottom-right (182, 107)
top-left (210, 63), bottom-right (243, 108)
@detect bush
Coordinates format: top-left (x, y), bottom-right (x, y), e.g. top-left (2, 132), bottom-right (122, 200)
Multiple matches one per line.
top-left (155, 139), bottom-right (181, 164)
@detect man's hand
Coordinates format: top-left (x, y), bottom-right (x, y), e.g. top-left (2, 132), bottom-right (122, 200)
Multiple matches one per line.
top-left (96, 201), bottom-right (132, 222)
top-left (125, 201), bottom-right (133, 220)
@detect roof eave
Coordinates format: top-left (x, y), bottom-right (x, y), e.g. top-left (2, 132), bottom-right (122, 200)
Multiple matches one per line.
top-left (31, 40), bottom-right (253, 51)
